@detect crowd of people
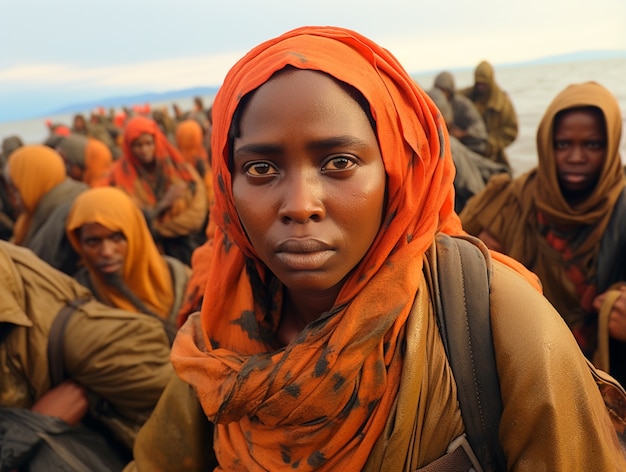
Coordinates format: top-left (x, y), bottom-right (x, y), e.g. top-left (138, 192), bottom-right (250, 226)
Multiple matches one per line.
top-left (0, 25), bottom-right (625, 471)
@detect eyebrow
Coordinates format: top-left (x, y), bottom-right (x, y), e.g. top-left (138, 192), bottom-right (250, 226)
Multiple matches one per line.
top-left (234, 135), bottom-right (370, 158)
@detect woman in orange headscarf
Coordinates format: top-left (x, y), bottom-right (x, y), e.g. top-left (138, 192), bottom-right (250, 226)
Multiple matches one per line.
top-left (461, 82), bottom-right (626, 383)
top-left (66, 186), bottom-right (190, 330)
top-left (128, 27), bottom-right (625, 471)
top-left (6, 144), bottom-right (87, 274)
top-left (175, 118), bottom-right (214, 208)
top-left (104, 115), bottom-right (207, 265)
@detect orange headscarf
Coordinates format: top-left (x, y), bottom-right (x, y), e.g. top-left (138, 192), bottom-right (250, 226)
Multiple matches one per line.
top-left (66, 186), bottom-right (174, 319)
top-left (7, 145), bottom-right (67, 245)
top-left (172, 26), bottom-right (466, 470)
top-left (106, 115), bottom-right (194, 206)
top-left (175, 119), bottom-right (214, 207)
top-left (84, 138), bottom-right (113, 186)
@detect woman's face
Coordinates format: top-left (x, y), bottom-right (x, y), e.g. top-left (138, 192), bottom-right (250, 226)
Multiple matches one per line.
top-left (232, 70), bottom-right (386, 296)
top-left (553, 107), bottom-right (606, 205)
top-left (131, 133), bottom-right (156, 165)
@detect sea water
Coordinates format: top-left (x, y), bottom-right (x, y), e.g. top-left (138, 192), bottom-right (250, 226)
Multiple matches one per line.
top-left (1, 57), bottom-right (625, 178)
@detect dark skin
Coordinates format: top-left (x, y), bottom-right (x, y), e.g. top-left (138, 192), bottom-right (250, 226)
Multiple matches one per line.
top-left (232, 70), bottom-right (386, 345)
top-left (130, 133), bottom-right (187, 217)
top-left (480, 107), bottom-right (626, 340)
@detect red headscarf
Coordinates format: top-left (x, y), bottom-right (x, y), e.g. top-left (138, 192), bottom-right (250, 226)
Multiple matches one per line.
top-left (107, 115), bottom-right (194, 205)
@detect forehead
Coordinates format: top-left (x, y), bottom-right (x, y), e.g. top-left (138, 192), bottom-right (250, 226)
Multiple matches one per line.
top-left (235, 69), bottom-right (373, 136)
top-left (132, 133), bottom-right (155, 144)
top-left (79, 222), bottom-right (120, 239)
top-left (554, 107), bottom-right (605, 131)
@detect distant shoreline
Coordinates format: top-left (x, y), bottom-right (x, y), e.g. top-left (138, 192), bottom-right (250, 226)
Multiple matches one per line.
top-left (1, 49), bottom-right (623, 124)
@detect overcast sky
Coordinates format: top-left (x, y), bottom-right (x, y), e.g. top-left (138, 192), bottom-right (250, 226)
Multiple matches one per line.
top-left (1, 0), bottom-right (624, 122)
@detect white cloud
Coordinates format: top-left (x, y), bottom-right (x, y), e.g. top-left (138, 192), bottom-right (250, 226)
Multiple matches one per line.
top-left (0, 51), bottom-right (245, 93)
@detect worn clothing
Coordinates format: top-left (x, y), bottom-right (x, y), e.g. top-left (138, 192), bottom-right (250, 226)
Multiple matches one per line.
top-left (0, 241), bottom-right (173, 451)
top-left (460, 61), bottom-right (518, 168)
top-left (7, 145), bottom-right (87, 274)
top-left (23, 179), bottom-right (88, 275)
top-left (159, 26), bottom-right (626, 471)
top-left (7, 145), bottom-right (67, 245)
top-left (103, 116), bottom-right (208, 264)
top-left (128, 244), bottom-right (625, 471)
top-left (66, 186), bottom-right (190, 321)
top-left (73, 255), bottom-right (190, 329)
top-left (460, 82), bottom-right (626, 381)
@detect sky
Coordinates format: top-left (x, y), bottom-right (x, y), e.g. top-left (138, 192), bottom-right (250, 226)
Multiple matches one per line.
top-left (0, 0), bottom-right (624, 122)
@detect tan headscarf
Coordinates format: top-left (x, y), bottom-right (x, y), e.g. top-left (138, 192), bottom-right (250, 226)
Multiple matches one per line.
top-left (460, 81), bottom-right (625, 328)
top-left (66, 186), bottom-right (174, 318)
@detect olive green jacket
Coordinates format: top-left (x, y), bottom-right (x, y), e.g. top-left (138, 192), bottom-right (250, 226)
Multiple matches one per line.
top-left (0, 241), bottom-right (174, 451)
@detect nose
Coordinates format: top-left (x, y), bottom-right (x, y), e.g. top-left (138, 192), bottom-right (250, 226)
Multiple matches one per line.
top-left (567, 145), bottom-right (586, 163)
top-left (100, 238), bottom-right (116, 257)
top-left (278, 170), bottom-right (325, 224)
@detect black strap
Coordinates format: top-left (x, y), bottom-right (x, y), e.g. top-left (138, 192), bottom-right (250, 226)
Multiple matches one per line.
top-left (432, 234), bottom-right (506, 471)
top-left (47, 297), bottom-right (90, 387)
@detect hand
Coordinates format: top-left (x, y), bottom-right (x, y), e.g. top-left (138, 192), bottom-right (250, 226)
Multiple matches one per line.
top-left (31, 380), bottom-right (89, 425)
top-left (593, 285), bottom-right (626, 342)
top-left (155, 183), bottom-right (187, 215)
top-left (477, 229), bottom-right (502, 252)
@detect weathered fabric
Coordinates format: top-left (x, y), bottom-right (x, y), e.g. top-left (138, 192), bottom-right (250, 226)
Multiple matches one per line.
top-left (0, 241), bottom-right (173, 451)
top-left (158, 26), bottom-right (626, 471)
top-left (460, 82), bottom-right (626, 366)
top-left (66, 186), bottom-right (184, 320)
top-left (7, 145), bottom-right (67, 245)
top-left (103, 116), bottom-right (207, 240)
top-left (460, 61), bottom-right (518, 167)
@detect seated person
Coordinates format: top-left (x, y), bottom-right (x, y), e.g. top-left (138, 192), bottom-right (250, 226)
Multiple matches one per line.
top-left (101, 115), bottom-right (208, 265)
top-left (460, 82), bottom-right (626, 384)
top-left (427, 87), bottom-right (508, 212)
top-left (5, 144), bottom-right (87, 274)
top-left (432, 71), bottom-right (488, 156)
top-left (66, 186), bottom-right (190, 337)
top-left (0, 240), bottom-right (173, 469)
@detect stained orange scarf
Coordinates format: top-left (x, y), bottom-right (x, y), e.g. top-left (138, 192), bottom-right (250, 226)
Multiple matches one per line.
top-left (171, 26), bottom-right (479, 471)
top-left (66, 186), bottom-right (174, 318)
top-left (7, 145), bottom-right (67, 245)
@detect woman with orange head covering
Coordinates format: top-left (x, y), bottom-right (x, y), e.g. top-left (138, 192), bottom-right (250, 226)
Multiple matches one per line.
top-left (175, 118), bottom-right (214, 208)
top-left (128, 27), bottom-right (626, 471)
top-left (66, 186), bottom-right (190, 331)
top-left (6, 144), bottom-right (87, 274)
top-left (104, 115), bottom-right (207, 265)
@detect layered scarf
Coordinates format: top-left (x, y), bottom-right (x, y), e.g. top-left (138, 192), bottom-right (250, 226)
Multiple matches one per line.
top-left (106, 116), bottom-right (194, 208)
top-left (7, 145), bottom-right (67, 245)
top-left (461, 82), bottom-right (624, 331)
top-left (171, 26), bottom-right (465, 470)
top-left (66, 186), bottom-right (175, 319)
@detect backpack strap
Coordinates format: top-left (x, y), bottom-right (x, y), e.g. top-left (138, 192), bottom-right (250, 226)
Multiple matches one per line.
top-left (47, 297), bottom-right (90, 387)
top-left (430, 233), bottom-right (506, 471)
